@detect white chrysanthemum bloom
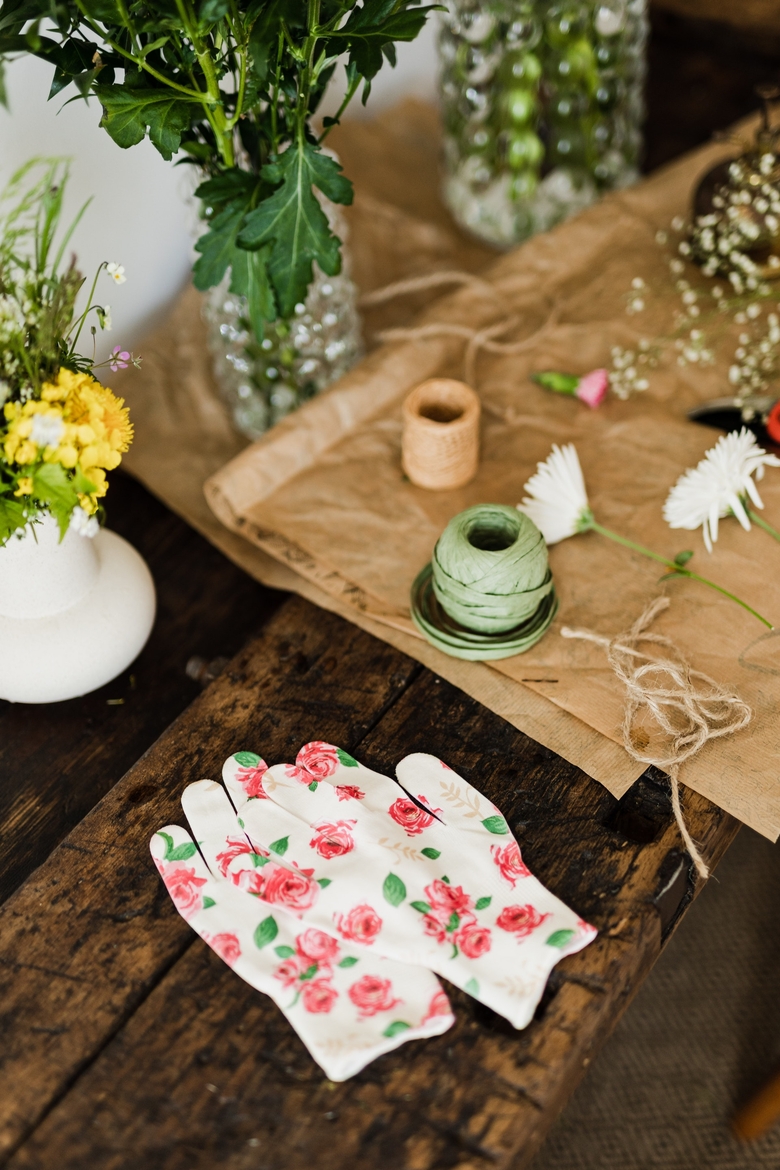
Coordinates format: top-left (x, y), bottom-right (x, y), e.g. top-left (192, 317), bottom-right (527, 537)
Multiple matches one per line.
top-left (517, 443), bottom-right (593, 544)
top-left (663, 428), bottom-right (780, 552)
top-left (69, 505), bottom-right (100, 539)
top-left (30, 413), bottom-right (65, 449)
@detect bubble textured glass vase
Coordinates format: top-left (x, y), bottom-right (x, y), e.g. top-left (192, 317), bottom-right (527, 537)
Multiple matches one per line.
top-left (204, 203), bottom-right (362, 439)
top-left (439, 0), bottom-right (647, 247)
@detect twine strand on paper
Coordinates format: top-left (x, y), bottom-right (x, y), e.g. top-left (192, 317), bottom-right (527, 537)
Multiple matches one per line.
top-left (561, 597), bottom-right (752, 879)
top-left (359, 270), bottom-right (496, 307)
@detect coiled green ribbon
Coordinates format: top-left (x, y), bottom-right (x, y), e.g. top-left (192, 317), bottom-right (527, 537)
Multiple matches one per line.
top-left (411, 504), bottom-right (558, 660)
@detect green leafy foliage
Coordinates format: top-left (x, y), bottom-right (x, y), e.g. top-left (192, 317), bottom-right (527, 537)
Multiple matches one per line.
top-left (316, 877), bottom-right (331, 888)
top-left (202, 896), bottom-right (216, 908)
top-left (338, 955), bottom-right (359, 967)
top-left (269, 835), bottom-right (289, 856)
top-left (420, 847), bottom-right (441, 860)
top-left (156, 831), bottom-right (198, 863)
top-left (531, 370), bottom-right (580, 394)
top-left (274, 945), bottom-right (296, 958)
top-left (0, 0), bottom-right (435, 340)
top-left (410, 900), bottom-right (431, 914)
top-left (336, 747), bottom-right (359, 768)
top-left (383, 872), bottom-right (407, 907)
top-left (475, 896), bottom-right (492, 910)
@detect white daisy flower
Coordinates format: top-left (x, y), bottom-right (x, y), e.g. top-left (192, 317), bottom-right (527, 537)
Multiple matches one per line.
top-left (517, 443), bottom-right (594, 543)
top-left (106, 262), bottom-right (126, 285)
top-left (663, 428), bottom-right (780, 552)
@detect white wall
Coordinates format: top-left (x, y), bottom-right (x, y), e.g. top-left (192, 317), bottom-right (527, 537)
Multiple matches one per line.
top-left (0, 25), bottom-right (440, 354)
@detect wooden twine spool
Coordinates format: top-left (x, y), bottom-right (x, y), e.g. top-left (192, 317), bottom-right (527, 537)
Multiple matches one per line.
top-left (401, 379), bottom-right (480, 491)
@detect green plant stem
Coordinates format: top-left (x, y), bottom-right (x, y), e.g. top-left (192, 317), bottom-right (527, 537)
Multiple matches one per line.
top-left (68, 261), bottom-right (106, 353)
top-left (225, 45), bottom-right (248, 132)
top-left (318, 71), bottom-right (361, 142)
top-left (746, 506), bottom-right (780, 543)
top-left (173, 0), bottom-right (236, 167)
top-left (588, 518), bottom-right (774, 629)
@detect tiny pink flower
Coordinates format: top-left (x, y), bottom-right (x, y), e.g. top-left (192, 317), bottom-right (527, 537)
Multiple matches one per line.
top-left (309, 819), bottom-right (356, 859)
top-left (423, 988), bottom-right (453, 1023)
top-left (575, 368), bottom-right (609, 409)
top-left (295, 929), bottom-right (340, 968)
top-left (109, 346), bottom-right (131, 372)
top-left (348, 974), bottom-right (401, 1017)
top-left (335, 904), bottom-right (383, 945)
top-left (335, 784), bottom-right (365, 801)
top-left (457, 924), bottom-right (492, 959)
top-left (158, 861), bottom-right (207, 920)
top-left (491, 841), bottom-right (531, 887)
top-left (285, 741), bottom-right (339, 785)
top-left (496, 903), bottom-right (550, 938)
top-left (301, 979), bottom-right (339, 1014)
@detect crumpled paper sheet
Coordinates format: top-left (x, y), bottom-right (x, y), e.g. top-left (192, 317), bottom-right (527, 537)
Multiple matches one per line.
top-left (204, 108), bottom-right (780, 841)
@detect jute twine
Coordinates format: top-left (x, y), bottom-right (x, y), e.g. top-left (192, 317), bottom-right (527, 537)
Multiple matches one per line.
top-left (402, 378), bottom-right (480, 490)
top-left (362, 267), bottom-right (562, 387)
top-left (562, 597), bottom-right (753, 879)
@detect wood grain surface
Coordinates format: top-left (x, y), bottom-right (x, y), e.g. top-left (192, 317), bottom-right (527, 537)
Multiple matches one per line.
top-left (0, 594), bottom-right (738, 1170)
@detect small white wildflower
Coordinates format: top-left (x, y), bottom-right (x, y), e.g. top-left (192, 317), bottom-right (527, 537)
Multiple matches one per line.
top-left (663, 428), bottom-right (780, 552)
top-left (746, 303), bottom-right (761, 319)
top-left (631, 277), bottom-right (646, 290)
top-left (517, 444), bottom-right (592, 544)
top-left (30, 413), bottom-right (65, 448)
top-left (69, 506), bottom-right (100, 538)
top-left (106, 262), bottom-right (127, 285)
top-left (671, 215), bottom-right (685, 232)
top-left (712, 286), bottom-right (723, 299)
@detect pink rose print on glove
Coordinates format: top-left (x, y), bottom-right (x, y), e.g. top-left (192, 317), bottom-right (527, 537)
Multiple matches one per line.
top-left (202, 932), bottom-right (241, 966)
top-left (235, 758), bottom-right (268, 798)
top-left (427, 879), bottom-right (473, 919)
top-left (296, 929), bottom-right (340, 969)
top-left (310, 819), bottom-right (356, 859)
top-left (491, 842), bottom-right (531, 887)
top-left (457, 924), bottom-right (492, 958)
top-left (335, 784), bottom-right (365, 801)
top-left (496, 903), bottom-right (550, 938)
top-left (335, 904), bottom-right (383, 945)
top-left (420, 880), bottom-right (479, 950)
top-left (348, 975), bottom-right (402, 1018)
top-left (388, 796), bottom-right (440, 836)
top-left (423, 989), bottom-right (453, 1023)
top-left (158, 861), bottom-right (207, 920)
top-left (235, 861), bottom-right (318, 914)
top-left (285, 741), bottom-right (339, 785)
top-left (275, 956), bottom-right (305, 989)
top-left (302, 979), bottom-right (339, 1014)
top-left (216, 835), bottom-right (256, 878)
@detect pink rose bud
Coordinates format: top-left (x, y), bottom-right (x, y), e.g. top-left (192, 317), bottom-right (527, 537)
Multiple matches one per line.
top-left (575, 368), bottom-right (609, 409)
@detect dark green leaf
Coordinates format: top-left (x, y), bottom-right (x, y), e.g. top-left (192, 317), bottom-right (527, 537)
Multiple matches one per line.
top-left (229, 244), bottom-right (275, 339)
top-left (420, 847), bottom-right (440, 860)
top-left (251, 853), bottom-right (269, 867)
top-left (269, 836), bottom-right (289, 855)
top-left (308, 780), bottom-right (318, 792)
top-left (254, 915), bottom-right (279, 949)
top-left (156, 830), bottom-right (175, 860)
top-left (326, 2), bottom-right (438, 81)
top-left (95, 85), bottom-right (197, 160)
top-left (299, 963), bottom-right (318, 981)
top-left (383, 872), bottom-right (406, 907)
top-left (546, 928), bottom-right (576, 949)
top-left (481, 815), bottom-right (509, 835)
top-left (202, 896), bottom-right (216, 908)
top-left (410, 900), bottom-right (431, 914)
top-left (317, 877), bottom-right (332, 888)
top-left (238, 140), bottom-right (353, 317)
top-left (192, 203), bottom-right (246, 290)
top-left (382, 1020), bottom-right (411, 1038)
top-left (274, 945), bottom-right (296, 958)
top-left (446, 911), bottom-right (460, 933)
top-left (475, 896), bottom-right (492, 910)
top-left (199, 0), bottom-right (229, 26)
top-left (195, 168), bottom-right (259, 209)
top-left (338, 955), bottom-right (359, 967)
top-left (336, 747), bottom-right (359, 768)
top-left (0, 496), bottom-right (28, 544)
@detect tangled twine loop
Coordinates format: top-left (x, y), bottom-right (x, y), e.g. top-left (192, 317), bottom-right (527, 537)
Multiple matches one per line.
top-left (562, 597), bottom-right (752, 879)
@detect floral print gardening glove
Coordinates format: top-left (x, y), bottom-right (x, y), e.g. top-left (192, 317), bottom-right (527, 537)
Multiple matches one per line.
top-left (221, 744), bottom-right (597, 1031)
top-left (151, 789), bottom-right (454, 1082)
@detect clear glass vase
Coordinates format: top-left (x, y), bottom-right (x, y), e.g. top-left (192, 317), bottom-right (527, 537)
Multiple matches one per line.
top-left (439, 0), bottom-right (648, 247)
top-left (204, 201), bottom-right (362, 439)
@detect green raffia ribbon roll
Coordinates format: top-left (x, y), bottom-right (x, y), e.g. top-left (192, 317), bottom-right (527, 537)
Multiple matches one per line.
top-left (410, 504), bottom-right (558, 661)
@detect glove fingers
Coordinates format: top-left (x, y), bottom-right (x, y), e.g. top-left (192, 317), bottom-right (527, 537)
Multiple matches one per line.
top-left (181, 779), bottom-right (261, 877)
top-left (222, 750), bottom-right (270, 810)
top-left (395, 753), bottom-right (506, 834)
top-left (150, 824), bottom-right (456, 1080)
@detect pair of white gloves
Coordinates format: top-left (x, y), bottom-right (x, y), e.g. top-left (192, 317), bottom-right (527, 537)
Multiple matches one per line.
top-left (151, 742), bottom-right (596, 1080)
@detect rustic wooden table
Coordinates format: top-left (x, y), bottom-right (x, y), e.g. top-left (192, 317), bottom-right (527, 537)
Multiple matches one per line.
top-left (1, 16), bottom-right (778, 1170)
top-left (0, 472), bottom-right (739, 1170)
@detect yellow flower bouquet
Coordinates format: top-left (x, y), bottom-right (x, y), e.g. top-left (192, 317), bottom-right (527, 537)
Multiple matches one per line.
top-left (0, 160), bottom-right (138, 544)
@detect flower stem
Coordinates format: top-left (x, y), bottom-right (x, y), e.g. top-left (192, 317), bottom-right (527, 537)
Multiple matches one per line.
top-left (746, 506), bottom-right (780, 543)
top-left (588, 519), bottom-right (774, 629)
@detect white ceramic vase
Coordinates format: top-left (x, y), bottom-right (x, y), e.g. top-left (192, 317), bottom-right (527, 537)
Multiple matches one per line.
top-left (0, 514), bottom-right (156, 704)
